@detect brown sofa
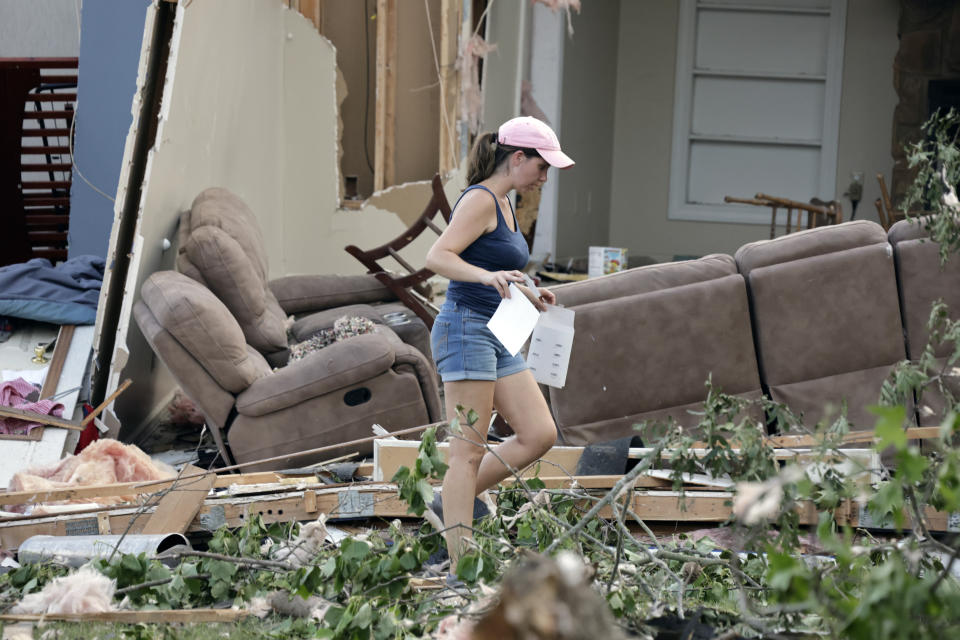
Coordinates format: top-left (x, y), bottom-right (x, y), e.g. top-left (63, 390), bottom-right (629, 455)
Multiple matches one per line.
top-left (888, 218), bottom-right (960, 422)
top-left (550, 219), bottom-right (958, 444)
top-left (134, 271), bottom-right (441, 470)
top-left (177, 187), bottom-right (433, 367)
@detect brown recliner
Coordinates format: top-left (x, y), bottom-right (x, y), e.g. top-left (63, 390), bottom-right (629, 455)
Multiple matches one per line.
top-left (735, 220), bottom-right (907, 430)
top-left (134, 271), bottom-right (441, 471)
top-left (888, 218), bottom-right (960, 422)
top-left (176, 187), bottom-right (433, 367)
top-left (549, 254), bottom-right (765, 445)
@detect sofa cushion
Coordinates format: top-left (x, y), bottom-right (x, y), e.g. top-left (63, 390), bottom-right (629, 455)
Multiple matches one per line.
top-left (735, 221), bottom-right (906, 430)
top-left (736, 219), bottom-right (888, 277)
top-left (551, 253), bottom-right (738, 308)
top-left (888, 218), bottom-right (960, 359)
top-left (180, 225), bottom-right (289, 355)
top-left (140, 271), bottom-right (271, 393)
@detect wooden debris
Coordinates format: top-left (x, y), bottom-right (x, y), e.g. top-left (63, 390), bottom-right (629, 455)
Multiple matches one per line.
top-left (0, 609), bottom-right (250, 623)
top-left (138, 464), bottom-right (216, 535)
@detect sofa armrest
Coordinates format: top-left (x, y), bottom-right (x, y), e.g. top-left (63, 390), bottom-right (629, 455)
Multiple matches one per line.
top-left (236, 333), bottom-right (395, 416)
top-left (268, 274), bottom-right (397, 314)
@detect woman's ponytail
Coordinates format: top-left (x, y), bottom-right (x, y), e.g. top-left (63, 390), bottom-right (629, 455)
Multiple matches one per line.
top-left (466, 132), bottom-right (499, 185)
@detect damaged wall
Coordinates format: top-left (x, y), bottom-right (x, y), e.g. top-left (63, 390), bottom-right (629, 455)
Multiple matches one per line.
top-left (103, 0), bottom-right (460, 438)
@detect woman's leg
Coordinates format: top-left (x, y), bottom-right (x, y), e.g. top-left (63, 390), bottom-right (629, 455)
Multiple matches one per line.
top-left (475, 369), bottom-right (557, 492)
top-left (440, 379), bottom-right (495, 570)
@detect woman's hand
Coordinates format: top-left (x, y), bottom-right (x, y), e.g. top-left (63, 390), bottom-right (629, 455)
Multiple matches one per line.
top-left (480, 270), bottom-right (527, 298)
top-left (518, 284), bottom-right (556, 311)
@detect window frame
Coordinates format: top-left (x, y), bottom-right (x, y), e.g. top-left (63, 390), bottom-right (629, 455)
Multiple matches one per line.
top-left (667, 0), bottom-right (848, 224)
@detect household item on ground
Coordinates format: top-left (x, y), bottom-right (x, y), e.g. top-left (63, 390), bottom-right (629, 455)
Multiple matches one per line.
top-left (18, 533), bottom-right (189, 567)
top-left (588, 246), bottom-right (628, 278)
top-left (724, 193), bottom-right (842, 239)
top-left (547, 219), bottom-right (959, 446)
top-left (0, 256), bottom-right (104, 325)
top-left (4, 438), bottom-right (175, 512)
top-left (134, 270), bottom-right (442, 471)
top-left (345, 174), bottom-right (452, 330)
top-left (176, 186), bottom-right (433, 365)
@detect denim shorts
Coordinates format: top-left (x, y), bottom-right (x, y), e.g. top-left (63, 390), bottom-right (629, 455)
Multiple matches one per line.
top-left (431, 300), bottom-right (528, 382)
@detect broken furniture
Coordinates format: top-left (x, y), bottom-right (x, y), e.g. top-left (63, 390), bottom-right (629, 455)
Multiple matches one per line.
top-left (344, 174), bottom-right (452, 329)
top-left (134, 270), bottom-right (441, 471)
top-left (0, 58), bottom-right (77, 266)
top-left (724, 193), bottom-right (842, 239)
top-left (549, 219), bottom-right (959, 443)
top-left (176, 187), bottom-right (433, 364)
top-left (873, 173), bottom-right (908, 231)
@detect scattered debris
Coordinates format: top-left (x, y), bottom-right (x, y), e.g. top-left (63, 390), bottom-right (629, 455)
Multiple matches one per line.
top-left (10, 566), bottom-right (116, 615)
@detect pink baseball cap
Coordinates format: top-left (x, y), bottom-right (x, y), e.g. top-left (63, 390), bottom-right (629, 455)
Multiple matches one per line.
top-left (498, 116), bottom-right (575, 169)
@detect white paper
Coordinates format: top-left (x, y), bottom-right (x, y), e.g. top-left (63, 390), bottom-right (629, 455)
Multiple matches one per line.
top-left (526, 304), bottom-right (575, 388)
top-left (486, 283), bottom-right (541, 356)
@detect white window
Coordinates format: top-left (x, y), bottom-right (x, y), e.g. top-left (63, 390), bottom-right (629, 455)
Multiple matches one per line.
top-left (668, 0), bottom-right (847, 223)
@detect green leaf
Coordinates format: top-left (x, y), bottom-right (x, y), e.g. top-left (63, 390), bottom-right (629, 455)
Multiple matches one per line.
top-left (456, 553), bottom-right (482, 583)
top-left (206, 560), bottom-right (238, 583)
top-left (870, 405), bottom-right (907, 451)
top-left (352, 602), bottom-right (373, 629)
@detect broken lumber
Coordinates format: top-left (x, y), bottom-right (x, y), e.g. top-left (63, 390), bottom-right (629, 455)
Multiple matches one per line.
top-left (0, 405), bottom-right (85, 431)
top-left (138, 464), bottom-right (216, 535)
top-left (0, 609), bottom-right (249, 623)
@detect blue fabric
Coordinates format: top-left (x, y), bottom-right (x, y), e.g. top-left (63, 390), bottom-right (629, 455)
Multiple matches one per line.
top-left (431, 300), bottom-right (528, 382)
top-left (0, 256), bottom-right (105, 325)
top-left (445, 185), bottom-right (530, 317)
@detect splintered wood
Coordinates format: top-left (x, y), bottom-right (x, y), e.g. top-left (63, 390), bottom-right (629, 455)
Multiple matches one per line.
top-left (1, 427), bottom-right (956, 550)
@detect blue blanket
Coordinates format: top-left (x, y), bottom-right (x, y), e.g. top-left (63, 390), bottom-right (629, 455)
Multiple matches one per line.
top-left (0, 256), bottom-right (105, 325)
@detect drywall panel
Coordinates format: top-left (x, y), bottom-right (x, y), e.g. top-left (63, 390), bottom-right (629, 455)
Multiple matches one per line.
top-left (555, 0), bottom-right (618, 262)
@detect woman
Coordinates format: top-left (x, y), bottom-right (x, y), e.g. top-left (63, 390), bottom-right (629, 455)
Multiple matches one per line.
top-left (425, 116), bottom-right (575, 570)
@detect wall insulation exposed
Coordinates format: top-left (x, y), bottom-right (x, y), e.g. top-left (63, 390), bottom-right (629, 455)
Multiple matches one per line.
top-left (100, 0), bottom-right (459, 438)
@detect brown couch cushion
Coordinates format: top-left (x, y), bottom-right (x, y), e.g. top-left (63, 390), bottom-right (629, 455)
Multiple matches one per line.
top-left (269, 274), bottom-right (396, 314)
top-left (550, 255), bottom-right (763, 444)
top-left (550, 253), bottom-right (737, 308)
top-left (180, 225), bottom-right (289, 355)
top-left (140, 271), bottom-right (271, 393)
top-left (735, 221), bottom-right (906, 430)
top-left (888, 218), bottom-right (960, 359)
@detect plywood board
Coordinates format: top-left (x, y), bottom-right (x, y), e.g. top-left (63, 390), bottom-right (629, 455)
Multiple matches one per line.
top-left (138, 464), bottom-right (216, 534)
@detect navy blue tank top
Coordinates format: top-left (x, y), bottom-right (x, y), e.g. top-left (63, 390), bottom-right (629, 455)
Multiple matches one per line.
top-left (445, 185), bottom-right (530, 317)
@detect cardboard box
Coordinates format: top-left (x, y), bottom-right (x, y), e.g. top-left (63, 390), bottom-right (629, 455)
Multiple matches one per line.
top-left (588, 246), bottom-right (628, 278)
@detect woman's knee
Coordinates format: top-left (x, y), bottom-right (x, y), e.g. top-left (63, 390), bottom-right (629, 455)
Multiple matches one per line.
top-left (447, 446), bottom-right (486, 470)
top-left (517, 421), bottom-right (557, 455)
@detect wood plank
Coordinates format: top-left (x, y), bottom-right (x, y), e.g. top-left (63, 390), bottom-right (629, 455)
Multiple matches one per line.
top-left (0, 405), bottom-right (84, 431)
top-left (138, 465), bottom-right (216, 535)
top-left (39, 325), bottom-right (74, 406)
top-left (373, 439), bottom-right (583, 481)
top-left (374, 0), bottom-right (397, 191)
top-left (1, 471), bottom-right (309, 506)
top-left (0, 609), bottom-right (249, 623)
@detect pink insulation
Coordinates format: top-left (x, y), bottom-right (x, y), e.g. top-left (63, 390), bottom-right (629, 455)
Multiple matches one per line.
top-left (4, 438), bottom-right (175, 512)
top-left (11, 566), bottom-right (117, 614)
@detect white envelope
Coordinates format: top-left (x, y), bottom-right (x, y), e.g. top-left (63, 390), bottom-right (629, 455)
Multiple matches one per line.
top-left (486, 283), bottom-right (540, 356)
top-left (526, 304), bottom-right (575, 388)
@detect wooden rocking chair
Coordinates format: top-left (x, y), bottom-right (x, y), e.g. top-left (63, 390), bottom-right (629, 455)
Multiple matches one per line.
top-left (345, 174), bottom-right (452, 330)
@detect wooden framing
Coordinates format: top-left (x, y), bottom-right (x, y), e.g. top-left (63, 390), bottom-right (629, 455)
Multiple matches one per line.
top-left (0, 609), bottom-right (249, 623)
top-left (438, 0), bottom-right (461, 174)
top-left (374, 0), bottom-right (398, 191)
top-left (2, 482), bottom-right (956, 550)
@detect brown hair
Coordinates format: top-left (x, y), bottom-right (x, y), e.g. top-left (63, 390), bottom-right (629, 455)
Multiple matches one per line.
top-left (466, 131), bottom-right (541, 186)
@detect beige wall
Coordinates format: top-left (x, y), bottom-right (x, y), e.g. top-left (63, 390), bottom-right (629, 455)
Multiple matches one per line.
top-left (605, 0), bottom-right (900, 263)
top-left (106, 0), bottom-right (459, 436)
